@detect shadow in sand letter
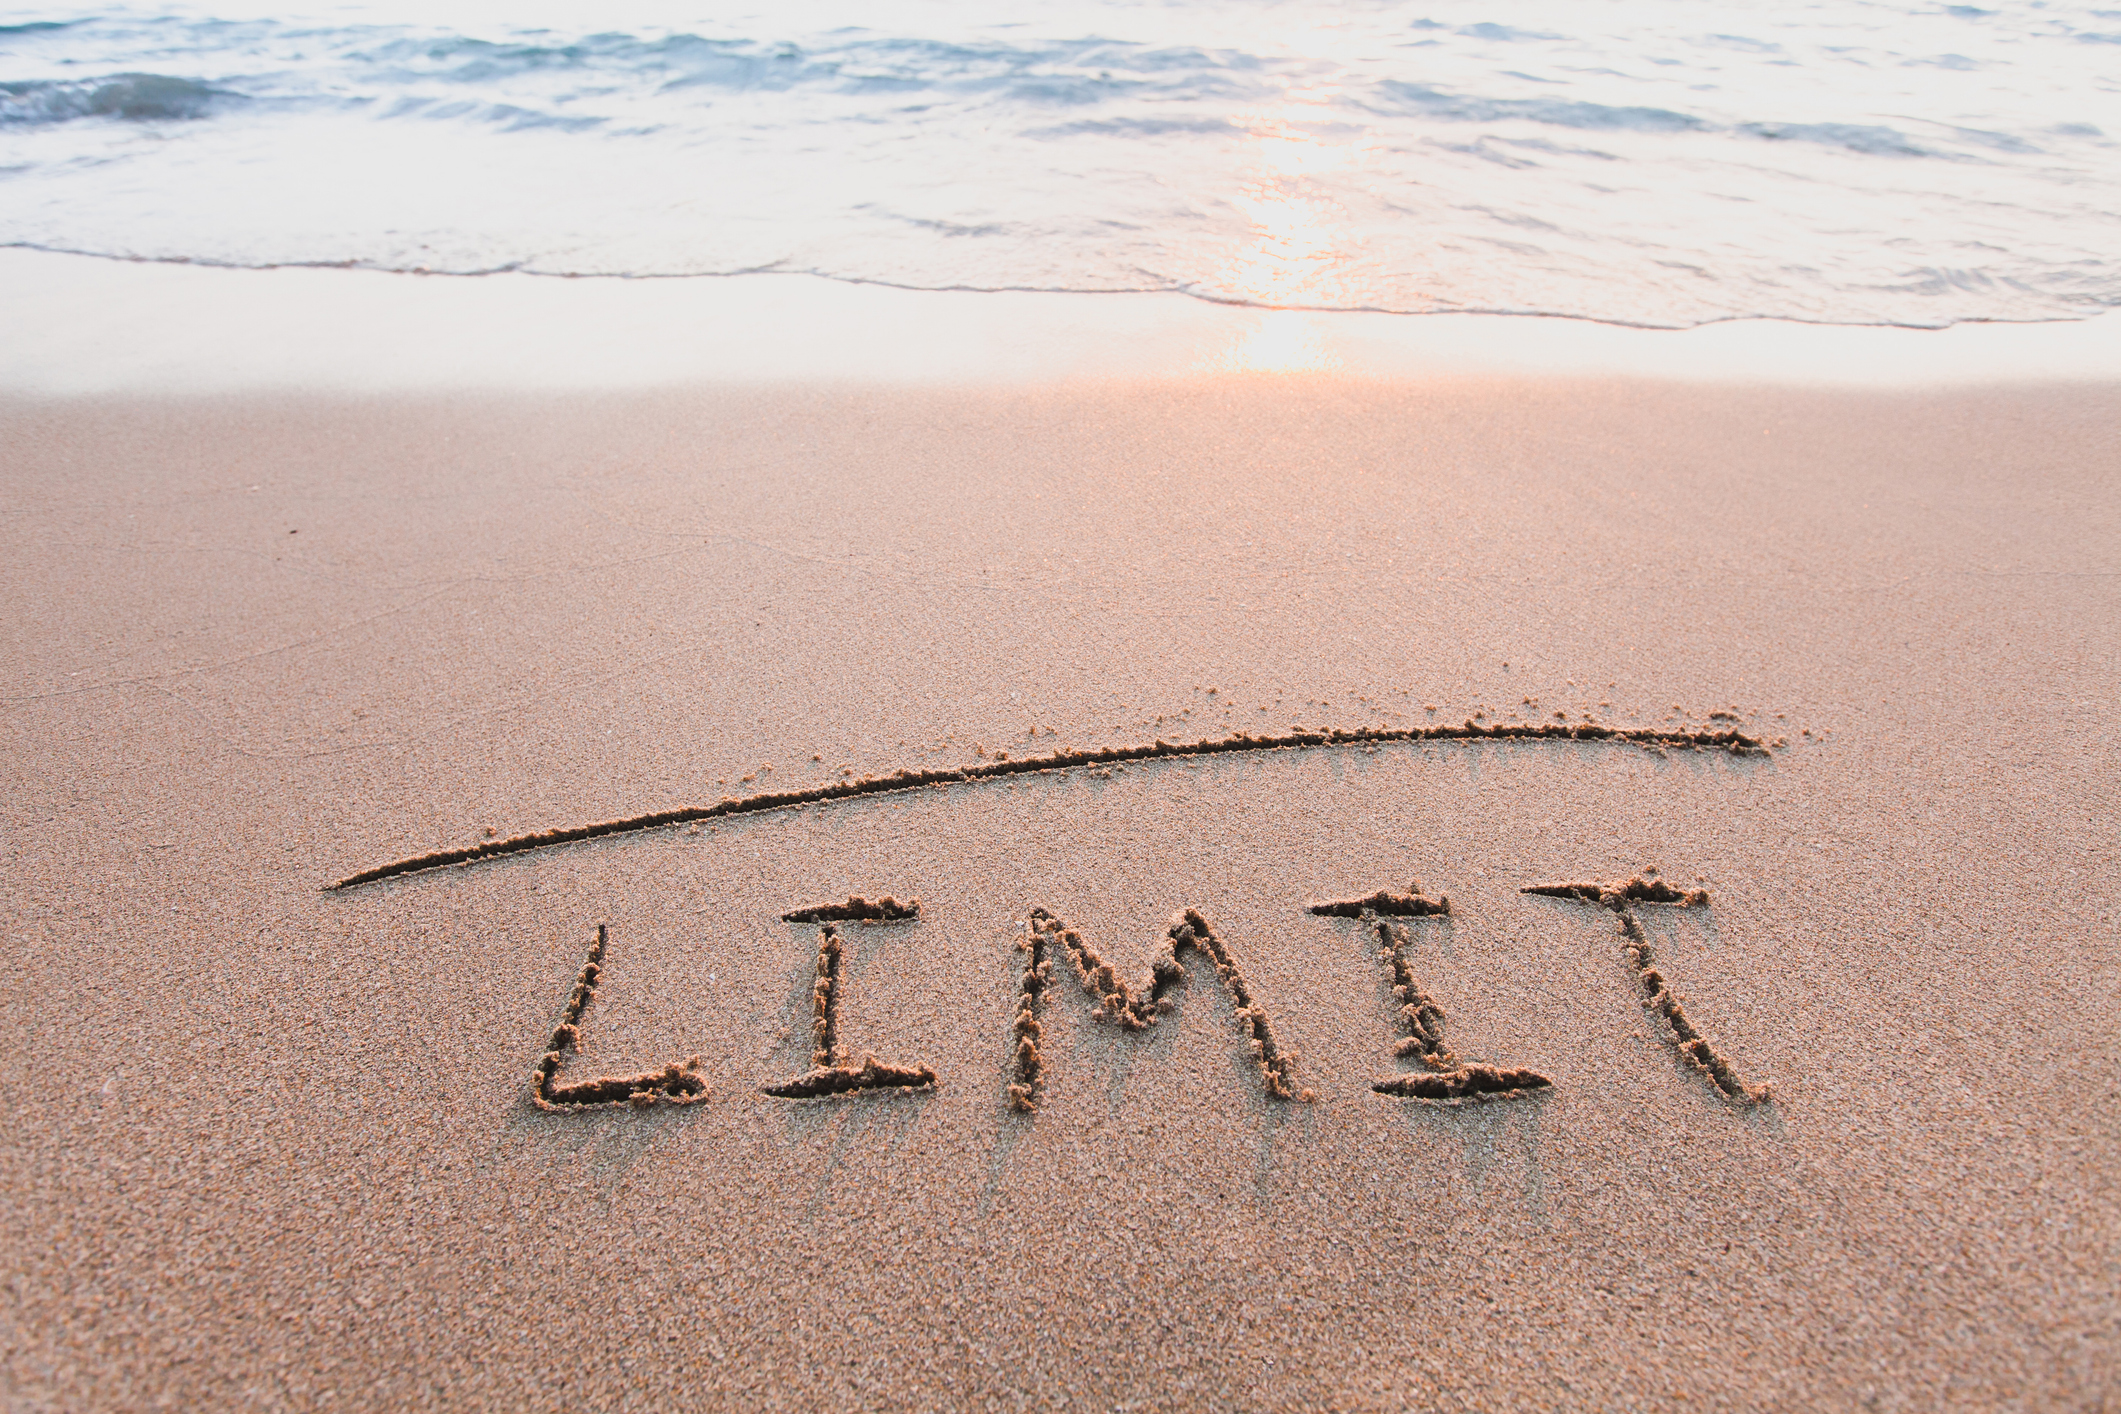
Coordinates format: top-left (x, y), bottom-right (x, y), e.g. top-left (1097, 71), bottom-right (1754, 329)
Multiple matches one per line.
top-left (1309, 883), bottom-right (1553, 1102)
top-left (763, 901), bottom-right (939, 1100)
top-left (532, 925), bottom-right (710, 1112)
top-left (1522, 877), bottom-right (1769, 1105)
top-left (1005, 905), bottom-right (1314, 1113)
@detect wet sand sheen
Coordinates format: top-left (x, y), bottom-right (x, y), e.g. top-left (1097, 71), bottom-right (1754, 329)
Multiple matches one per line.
top-left (1, 377), bottom-right (2114, 1410)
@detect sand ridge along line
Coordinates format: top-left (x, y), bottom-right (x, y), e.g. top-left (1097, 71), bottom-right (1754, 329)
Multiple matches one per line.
top-left (779, 895), bottom-right (921, 925)
top-left (323, 723), bottom-right (1769, 891)
top-left (763, 905), bottom-right (939, 1101)
top-left (544, 887), bottom-right (1760, 1117)
top-left (1007, 907), bottom-right (1315, 1113)
top-left (1308, 884), bottom-right (1555, 1102)
top-left (543, 900), bottom-right (939, 1110)
top-left (1522, 877), bottom-right (1770, 1106)
top-left (532, 924), bottom-right (711, 1112)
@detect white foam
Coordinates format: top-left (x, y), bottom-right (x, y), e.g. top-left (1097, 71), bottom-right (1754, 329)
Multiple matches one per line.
top-left (5, 1), bottom-right (2119, 330)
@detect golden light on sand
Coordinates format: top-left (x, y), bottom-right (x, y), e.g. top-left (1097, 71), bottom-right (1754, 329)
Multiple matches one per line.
top-left (1214, 308), bottom-right (1338, 372)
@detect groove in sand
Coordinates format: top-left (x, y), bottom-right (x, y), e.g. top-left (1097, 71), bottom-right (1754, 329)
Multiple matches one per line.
top-left (1008, 907), bottom-right (1315, 1113)
top-left (781, 895), bottom-right (920, 924)
top-left (1522, 877), bottom-right (1768, 1105)
top-left (1313, 884), bottom-right (1551, 1102)
top-left (531, 924), bottom-right (710, 1112)
top-left (326, 724), bottom-right (1768, 891)
top-left (762, 917), bottom-right (938, 1100)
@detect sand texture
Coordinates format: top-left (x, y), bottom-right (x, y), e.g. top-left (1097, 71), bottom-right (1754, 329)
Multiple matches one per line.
top-left (1, 378), bottom-right (2115, 1410)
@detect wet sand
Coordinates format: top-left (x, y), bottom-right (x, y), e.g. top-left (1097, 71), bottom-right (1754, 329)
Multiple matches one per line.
top-left (2, 377), bottom-right (2115, 1410)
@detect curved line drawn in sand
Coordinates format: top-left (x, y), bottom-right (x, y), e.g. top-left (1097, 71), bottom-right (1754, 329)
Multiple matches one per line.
top-left (763, 905), bottom-right (939, 1100)
top-left (324, 723), bottom-right (1768, 891)
top-left (1522, 877), bottom-right (1770, 1105)
top-left (532, 925), bottom-right (711, 1112)
top-left (1308, 885), bottom-right (1554, 1102)
top-left (1007, 907), bottom-right (1316, 1113)
top-left (355, 731), bottom-right (1772, 1116)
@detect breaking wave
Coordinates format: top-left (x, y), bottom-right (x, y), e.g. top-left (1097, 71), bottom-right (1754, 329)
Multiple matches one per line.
top-left (1, 71), bottom-right (230, 123)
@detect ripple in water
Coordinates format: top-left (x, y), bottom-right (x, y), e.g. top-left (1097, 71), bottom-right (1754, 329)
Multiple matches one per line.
top-left (1, 0), bottom-right (2117, 328)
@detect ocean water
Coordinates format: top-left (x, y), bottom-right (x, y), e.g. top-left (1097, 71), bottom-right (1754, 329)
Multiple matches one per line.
top-left (2, 0), bottom-right (2118, 329)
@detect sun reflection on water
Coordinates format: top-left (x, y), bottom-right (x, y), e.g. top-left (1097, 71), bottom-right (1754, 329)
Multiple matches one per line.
top-left (1207, 83), bottom-right (1379, 372)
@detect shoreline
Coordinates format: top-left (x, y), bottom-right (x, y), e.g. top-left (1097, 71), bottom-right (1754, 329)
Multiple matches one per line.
top-left (8, 246), bottom-right (2121, 397)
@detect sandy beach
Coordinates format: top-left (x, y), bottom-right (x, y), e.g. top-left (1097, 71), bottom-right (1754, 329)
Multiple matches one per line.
top-left (3, 361), bottom-right (2115, 1409)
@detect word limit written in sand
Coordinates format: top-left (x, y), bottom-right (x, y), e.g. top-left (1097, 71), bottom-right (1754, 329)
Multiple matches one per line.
top-left (328, 729), bottom-right (1777, 1119)
top-left (532, 883), bottom-right (1767, 1116)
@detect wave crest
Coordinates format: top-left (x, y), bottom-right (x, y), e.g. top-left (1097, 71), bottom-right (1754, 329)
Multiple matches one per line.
top-left (0, 73), bottom-right (231, 125)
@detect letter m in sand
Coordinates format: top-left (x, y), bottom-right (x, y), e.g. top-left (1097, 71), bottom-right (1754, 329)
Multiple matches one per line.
top-left (1005, 907), bottom-right (1316, 1112)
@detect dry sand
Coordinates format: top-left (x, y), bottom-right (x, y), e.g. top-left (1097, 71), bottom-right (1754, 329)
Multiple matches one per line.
top-left (1, 377), bottom-right (2115, 1410)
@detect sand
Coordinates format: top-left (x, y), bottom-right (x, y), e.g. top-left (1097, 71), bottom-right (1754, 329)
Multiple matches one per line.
top-left (1, 376), bottom-right (2115, 1410)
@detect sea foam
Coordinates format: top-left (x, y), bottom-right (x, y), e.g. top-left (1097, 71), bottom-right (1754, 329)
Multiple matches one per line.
top-left (1, 0), bottom-right (2116, 329)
